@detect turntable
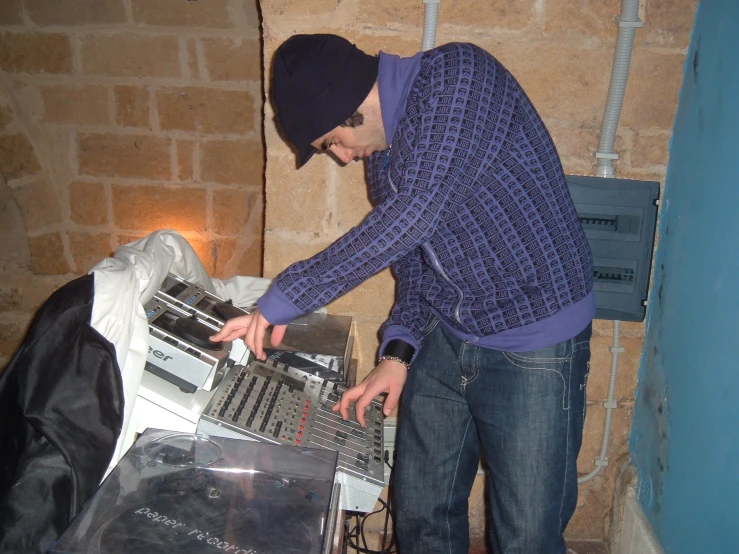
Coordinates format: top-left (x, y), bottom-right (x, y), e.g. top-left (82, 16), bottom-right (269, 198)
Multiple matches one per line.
top-left (51, 429), bottom-right (341, 554)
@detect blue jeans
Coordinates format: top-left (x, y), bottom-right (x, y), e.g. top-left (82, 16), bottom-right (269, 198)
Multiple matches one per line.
top-left (393, 318), bottom-right (592, 554)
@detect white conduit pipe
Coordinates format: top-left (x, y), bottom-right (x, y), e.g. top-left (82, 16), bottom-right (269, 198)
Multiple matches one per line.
top-left (579, 320), bottom-right (624, 483)
top-left (421, 0), bottom-right (440, 51)
top-left (595, 0), bottom-right (643, 178)
top-left (579, 0), bottom-right (642, 484)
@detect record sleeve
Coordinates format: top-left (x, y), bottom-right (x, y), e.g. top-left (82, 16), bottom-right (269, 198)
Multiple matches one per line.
top-left (50, 429), bottom-right (339, 554)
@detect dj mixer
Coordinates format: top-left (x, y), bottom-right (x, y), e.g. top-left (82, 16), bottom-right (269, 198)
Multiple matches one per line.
top-left (198, 359), bottom-right (386, 512)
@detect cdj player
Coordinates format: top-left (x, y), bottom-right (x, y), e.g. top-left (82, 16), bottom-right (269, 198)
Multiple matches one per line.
top-left (144, 297), bottom-right (236, 393)
top-left (155, 274), bottom-right (353, 383)
top-left (156, 274), bottom-right (255, 325)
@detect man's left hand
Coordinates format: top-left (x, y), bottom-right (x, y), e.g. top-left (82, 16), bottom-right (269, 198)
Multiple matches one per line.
top-left (209, 308), bottom-right (287, 360)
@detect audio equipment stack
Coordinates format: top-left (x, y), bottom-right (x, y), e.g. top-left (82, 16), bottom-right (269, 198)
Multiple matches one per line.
top-left (197, 359), bottom-right (386, 513)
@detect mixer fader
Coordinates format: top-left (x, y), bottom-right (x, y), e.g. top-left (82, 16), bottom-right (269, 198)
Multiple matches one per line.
top-left (197, 359), bottom-right (386, 512)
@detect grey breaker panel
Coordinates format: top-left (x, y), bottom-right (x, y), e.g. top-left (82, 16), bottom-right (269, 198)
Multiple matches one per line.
top-left (567, 175), bottom-right (660, 322)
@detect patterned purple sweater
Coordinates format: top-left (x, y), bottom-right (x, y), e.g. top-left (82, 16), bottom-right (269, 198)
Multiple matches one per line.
top-left (259, 43), bottom-right (594, 357)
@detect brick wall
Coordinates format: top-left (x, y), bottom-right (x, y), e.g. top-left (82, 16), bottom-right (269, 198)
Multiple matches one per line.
top-left (0, 0), bottom-right (264, 365)
top-left (258, 0), bottom-right (696, 546)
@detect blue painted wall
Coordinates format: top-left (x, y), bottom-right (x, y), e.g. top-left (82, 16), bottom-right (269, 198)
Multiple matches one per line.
top-left (630, 1), bottom-right (739, 552)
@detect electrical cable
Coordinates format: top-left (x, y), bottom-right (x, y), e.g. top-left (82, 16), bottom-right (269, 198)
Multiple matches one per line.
top-left (344, 498), bottom-right (397, 554)
top-left (343, 450), bottom-right (398, 554)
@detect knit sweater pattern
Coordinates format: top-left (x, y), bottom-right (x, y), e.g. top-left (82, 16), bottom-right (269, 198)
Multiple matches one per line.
top-left (267, 43), bottom-right (593, 351)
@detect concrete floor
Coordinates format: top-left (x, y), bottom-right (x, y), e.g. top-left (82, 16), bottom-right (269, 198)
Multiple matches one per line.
top-left (470, 541), bottom-right (608, 554)
top-left (346, 538), bottom-right (610, 553)
top-left (467, 538), bottom-right (610, 554)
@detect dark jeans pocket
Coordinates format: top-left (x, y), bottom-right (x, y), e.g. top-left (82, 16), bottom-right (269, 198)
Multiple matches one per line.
top-left (422, 311), bottom-right (440, 337)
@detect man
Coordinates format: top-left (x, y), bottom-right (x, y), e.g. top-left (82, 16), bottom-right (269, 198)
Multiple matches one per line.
top-left (211, 34), bottom-right (594, 554)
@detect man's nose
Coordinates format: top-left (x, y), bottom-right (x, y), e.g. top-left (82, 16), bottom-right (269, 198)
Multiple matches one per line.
top-left (330, 145), bottom-right (354, 164)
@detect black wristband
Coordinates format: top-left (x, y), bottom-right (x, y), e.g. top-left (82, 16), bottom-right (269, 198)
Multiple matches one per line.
top-left (380, 339), bottom-right (415, 365)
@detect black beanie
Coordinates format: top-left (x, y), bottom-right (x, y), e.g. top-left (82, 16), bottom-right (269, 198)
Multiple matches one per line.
top-left (272, 34), bottom-right (380, 167)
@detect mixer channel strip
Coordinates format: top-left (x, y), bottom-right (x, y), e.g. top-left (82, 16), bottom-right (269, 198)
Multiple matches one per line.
top-left (199, 360), bottom-right (385, 490)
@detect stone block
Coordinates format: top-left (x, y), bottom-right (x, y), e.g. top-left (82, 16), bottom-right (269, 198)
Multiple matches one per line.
top-left (571, 406), bottom-right (632, 539)
top-left (548, 123), bottom-right (599, 166)
top-left (643, 0), bottom-right (698, 48)
top-left (333, 161), bottom-right (374, 234)
top-left (320, 33), bottom-right (420, 59)
top-left (40, 84), bottom-right (110, 125)
top-left (233, 236), bottom-right (263, 277)
top-left (157, 87), bottom-right (256, 134)
top-left (0, 32), bottom-right (73, 74)
top-left (131, 0), bottom-right (233, 28)
top-left (177, 139), bottom-right (195, 181)
top-left (346, 316), bottom-right (385, 381)
top-left (578, 402), bottom-right (633, 475)
top-left (0, 321), bottom-right (26, 360)
top-left (262, 0), bottom-right (338, 18)
top-left (68, 232), bottom-right (113, 273)
top-left (242, 0), bottom-right (261, 30)
top-left (357, 0), bottom-right (424, 27)
top-left (631, 131), bottom-right (671, 169)
top-left (0, 286), bottom-right (22, 310)
top-left (587, 335), bottom-right (643, 401)
top-left (265, 154), bottom-right (330, 232)
top-left (12, 177), bottom-right (63, 231)
top-left (0, 0), bottom-right (23, 25)
top-left (262, 112), bottom-right (293, 156)
top-left (468, 474), bottom-right (487, 535)
top-left (78, 133), bottom-right (171, 180)
top-left (204, 237), bottom-right (262, 279)
top-left (262, 231), bottom-right (330, 277)
top-left (0, 133), bottom-right (41, 181)
top-left (200, 139), bottom-right (264, 184)
top-left (620, 50), bottom-right (685, 130)
top-left (69, 181), bottom-right (108, 226)
top-left (204, 235), bottom-right (227, 279)
top-left (15, 274), bottom-right (75, 313)
top-left (567, 470), bottom-right (613, 540)
top-left (212, 188), bottom-right (261, 235)
top-left (185, 237), bottom-right (216, 275)
top-left (0, 180), bottom-right (29, 261)
top-left (81, 34), bottom-right (181, 78)
top-left (114, 85), bottom-right (151, 129)
top-left (25, 0), bottom-right (127, 26)
top-left (112, 184), bottom-right (207, 232)
top-left (478, 39), bottom-right (612, 128)
top-left (187, 39), bottom-right (200, 79)
top-left (592, 318), bottom-right (646, 339)
top-left (28, 232), bottom-right (71, 274)
top-left (543, 0), bottom-right (618, 42)
top-left (329, 268), bottom-right (395, 322)
top-left (455, 0), bottom-right (534, 29)
top-left (0, 106), bottom-right (13, 130)
top-left (202, 37), bottom-right (261, 81)
top-left (116, 233), bottom-right (147, 248)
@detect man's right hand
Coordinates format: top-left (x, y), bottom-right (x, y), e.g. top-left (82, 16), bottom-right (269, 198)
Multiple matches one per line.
top-left (333, 358), bottom-right (408, 427)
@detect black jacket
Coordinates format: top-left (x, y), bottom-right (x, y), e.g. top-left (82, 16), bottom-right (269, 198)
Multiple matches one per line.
top-left (0, 274), bottom-right (124, 553)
